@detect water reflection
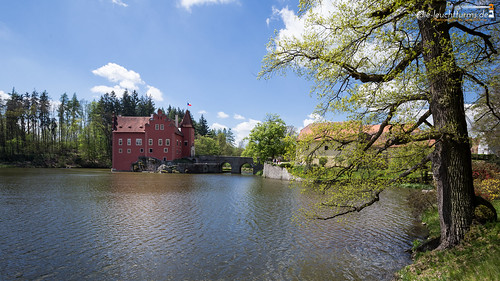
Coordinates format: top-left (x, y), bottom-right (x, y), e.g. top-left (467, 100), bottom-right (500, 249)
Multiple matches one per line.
top-left (0, 168), bottom-right (425, 280)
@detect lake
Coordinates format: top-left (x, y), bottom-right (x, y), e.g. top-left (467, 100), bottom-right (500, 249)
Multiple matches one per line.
top-left (0, 168), bottom-right (426, 280)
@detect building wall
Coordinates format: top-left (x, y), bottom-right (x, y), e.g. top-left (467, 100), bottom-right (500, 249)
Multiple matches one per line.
top-left (144, 117), bottom-right (180, 162)
top-left (113, 132), bottom-right (146, 171)
top-left (181, 126), bottom-right (195, 158)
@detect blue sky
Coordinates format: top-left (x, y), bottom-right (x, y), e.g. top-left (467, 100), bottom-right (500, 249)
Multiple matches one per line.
top-left (0, 0), bottom-right (331, 144)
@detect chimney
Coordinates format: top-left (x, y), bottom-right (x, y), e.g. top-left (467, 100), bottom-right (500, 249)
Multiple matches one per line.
top-left (175, 115), bottom-right (178, 127)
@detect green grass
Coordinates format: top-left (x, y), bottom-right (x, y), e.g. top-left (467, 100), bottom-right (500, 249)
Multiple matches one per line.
top-left (397, 201), bottom-right (500, 281)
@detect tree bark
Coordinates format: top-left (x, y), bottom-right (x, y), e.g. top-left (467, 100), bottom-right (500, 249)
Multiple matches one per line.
top-left (419, 2), bottom-right (476, 249)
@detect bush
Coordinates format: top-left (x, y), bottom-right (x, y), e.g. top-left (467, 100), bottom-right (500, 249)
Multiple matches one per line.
top-left (475, 178), bottom-right (500, 201)
top-left (472, 161), bottom-right (500, 180)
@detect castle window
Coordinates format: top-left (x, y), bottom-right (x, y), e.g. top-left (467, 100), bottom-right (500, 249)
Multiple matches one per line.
top-left (149, 148), bottom-right (153, 153)
top-left (118, 138), bottom-right (123, 145)
top-left (136, 138), bottom-right (142, 146)
top-left (184, 141), bottom-right (188, 146)
top-left (127, 138), bottom-right (131, 146)
top-left (127, 149), bottom-right (131, 154)
top-left (155, 124), bottom-right (159, 130)
top-left (164, 148), bottom-right (168, 153)
top-left (158, 139), bottom-right (163, 146)
top-left (118, 148), bottom-right (122, 153)
top-left (149, 139), bottom-right (153, 146)
top-left (166, 139), bottom-right (170, 146)
top-left (140, 148), bottom-right (144, 153)
top-left (160, 124), bottom-right (164, 130)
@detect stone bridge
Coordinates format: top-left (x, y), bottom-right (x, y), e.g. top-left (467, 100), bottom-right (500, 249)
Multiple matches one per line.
top-left (193, 156), bottom-right (263, 174)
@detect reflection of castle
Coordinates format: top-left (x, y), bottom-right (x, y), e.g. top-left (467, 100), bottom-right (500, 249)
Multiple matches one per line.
top-left (111, 109), bottom-right (195, 171)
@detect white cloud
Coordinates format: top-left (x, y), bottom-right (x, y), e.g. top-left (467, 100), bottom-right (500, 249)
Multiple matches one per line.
top-left (90, 85), bottom-right (127, 96)
top-left (91, 63), bottom-right (165, 101)
top-left (146, 85), bottom-right (164, 102)
top-left (233, 118), bottom-right (260, 144)
top-left (266, 17), bottom-right (271, 27)
top-left (180, 0), bottom-right (236, 11)
top-left (272, 6), bottom-right (306, 42)
top-left (112, 0), bottom-right (128, 7)
top-left (198, 110), bottom-right (207, 114)
top-left (302, 113), bottom-right (324, 128)
top-left (92, 63), bottom-right (144, 91)
top-left (0, 90), bottom-right (10, 101)
top-left (217, 111), bottom-right (229, 119)
top-left (234, 113), bottom-right (245, 120)
top-left (211, 122), bottom-right (228, 131)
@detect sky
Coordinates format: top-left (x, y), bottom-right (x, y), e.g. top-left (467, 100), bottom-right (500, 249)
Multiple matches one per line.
top-left (0, 0), bottom-right (331, 144)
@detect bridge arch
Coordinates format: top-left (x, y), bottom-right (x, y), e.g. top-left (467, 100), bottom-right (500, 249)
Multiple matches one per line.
top-left (195, 156), bottom-right (263, 174)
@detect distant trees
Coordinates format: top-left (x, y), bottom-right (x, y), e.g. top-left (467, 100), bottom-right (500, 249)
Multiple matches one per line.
top-left (195, 127), bottom-right (242, 156)
top-left (0, 89), bottom-right (191, 166)
top-left (0, 87), bottom-right (245, 165)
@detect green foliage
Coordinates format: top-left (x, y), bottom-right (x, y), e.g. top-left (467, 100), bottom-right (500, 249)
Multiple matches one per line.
top-left (259, 0), bottom-right (499, 247)
top-left (194, 135), bottom-right (220, 156)
top-left (195, 128), bottom-right (240, 156)
top-left (242, 114), bottom-right (288, 162)
top-left (196, 114), bottom-right (210, 136)
top-left (398, 201), bottom-right (500, 281)
top-left (318, 156), bottom-right (328, 167)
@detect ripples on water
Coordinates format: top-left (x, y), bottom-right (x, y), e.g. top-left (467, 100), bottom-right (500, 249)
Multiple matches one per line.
top-left (0, 168), bottom-right (426, 280)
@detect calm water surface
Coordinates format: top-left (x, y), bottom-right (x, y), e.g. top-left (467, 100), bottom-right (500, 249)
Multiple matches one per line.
top-left (0, 168), bottom-right (426, 280)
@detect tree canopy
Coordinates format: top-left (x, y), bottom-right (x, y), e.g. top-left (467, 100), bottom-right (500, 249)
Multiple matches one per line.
top-left (261, 0), bottom-right (499, 249)
top-left (242, 114), bottom-right (289, 162)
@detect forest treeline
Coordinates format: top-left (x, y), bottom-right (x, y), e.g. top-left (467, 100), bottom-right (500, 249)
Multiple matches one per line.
top-left (0, 88), bottom-right (241, 168)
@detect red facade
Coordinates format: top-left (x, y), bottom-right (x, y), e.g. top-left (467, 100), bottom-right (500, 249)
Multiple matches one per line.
top-left (112, 109), bottom-right (195, 171)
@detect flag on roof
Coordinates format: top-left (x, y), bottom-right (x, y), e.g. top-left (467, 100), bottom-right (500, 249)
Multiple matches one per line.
top-left (187, 102), bottom-right (192, 106)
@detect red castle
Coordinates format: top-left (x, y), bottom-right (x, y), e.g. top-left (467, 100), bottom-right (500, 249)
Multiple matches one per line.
top-left (112, 109), bottom-right (195, 171)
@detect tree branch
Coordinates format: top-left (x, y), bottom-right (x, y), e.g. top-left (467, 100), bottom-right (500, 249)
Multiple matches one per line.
top-left (315, 189), bottom-right (381, 220)
top-left (448, 22), bottom-right (497, 56)
top-left (465, 72), bottom-right (500, 122)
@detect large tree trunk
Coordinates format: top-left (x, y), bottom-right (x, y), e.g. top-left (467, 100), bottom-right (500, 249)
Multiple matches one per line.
top-left (419, 2), bottom-right (476, 249)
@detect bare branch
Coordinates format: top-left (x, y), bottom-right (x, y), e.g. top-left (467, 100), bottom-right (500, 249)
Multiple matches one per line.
top-left (448, 22), bottom-right (497, 56)
top-left (465, 72), bottom-right (500, 122)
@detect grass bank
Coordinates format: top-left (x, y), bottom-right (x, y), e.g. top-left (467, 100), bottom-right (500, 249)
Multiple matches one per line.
top-left (397, 200), bottom-right (500, 280)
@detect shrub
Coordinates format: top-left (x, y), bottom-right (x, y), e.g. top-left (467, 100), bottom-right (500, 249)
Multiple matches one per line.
top-left (474, 204), bottom-right (496, 224)
top-left (472, 161), bottom-right (500, 180)
top-left (475, 178), bottom-right (500, 201)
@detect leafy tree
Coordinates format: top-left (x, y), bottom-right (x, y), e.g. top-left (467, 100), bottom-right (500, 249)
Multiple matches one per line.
top-left (260, 0), bottom-right (499, 249)
top-left (194, 135), bottom-right (220, 156)
top-left (242, 114), bottom-right (287, 162)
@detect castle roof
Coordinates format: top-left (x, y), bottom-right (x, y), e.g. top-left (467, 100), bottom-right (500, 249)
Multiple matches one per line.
top-left (114, 116), bottom-right (151, 133)
top-left (180, 110), bottom-right (194, 128)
